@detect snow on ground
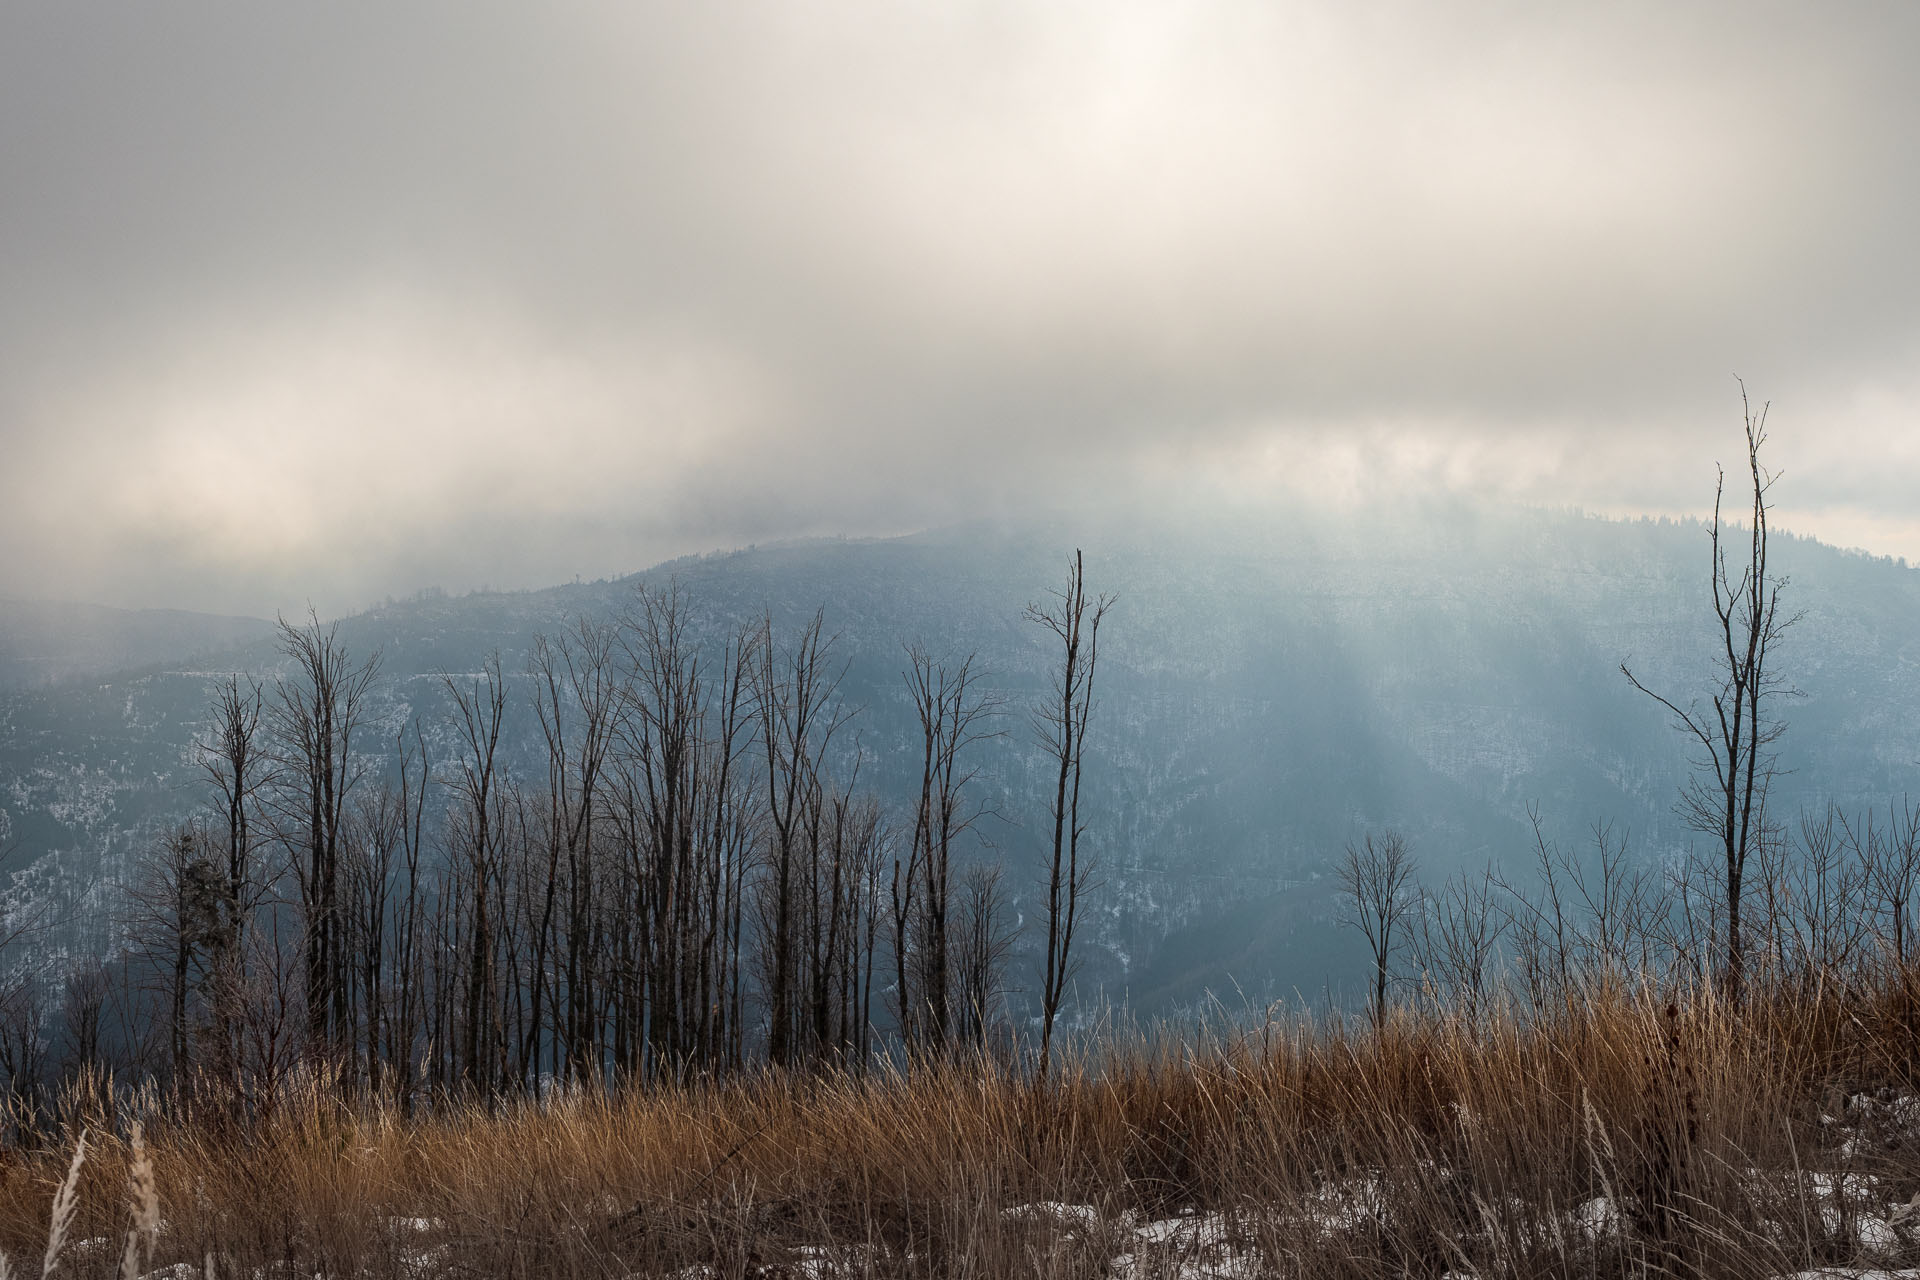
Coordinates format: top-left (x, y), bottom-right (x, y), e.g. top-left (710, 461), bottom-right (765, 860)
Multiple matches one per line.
top-left (1289, 1174), bottom-right (1389, 1237)
top-left (1001, 1200), bottom-right (1102, 1233)
top-left (1572, 1195), bottom-right (1621, 1241)
top-left (1107, 1212), bottom-right (1262, 1280)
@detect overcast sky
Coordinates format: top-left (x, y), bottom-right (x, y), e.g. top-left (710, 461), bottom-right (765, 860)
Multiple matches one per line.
top-left (3, 2), bottom-right (1917, 617)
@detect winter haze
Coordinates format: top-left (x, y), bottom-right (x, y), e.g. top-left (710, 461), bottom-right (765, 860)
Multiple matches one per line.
top-left (3, 2), bottom-right (1918, 616)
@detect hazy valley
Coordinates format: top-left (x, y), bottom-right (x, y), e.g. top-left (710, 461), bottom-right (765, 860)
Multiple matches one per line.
top-left (7, 502), bottom-right (1920, 1015)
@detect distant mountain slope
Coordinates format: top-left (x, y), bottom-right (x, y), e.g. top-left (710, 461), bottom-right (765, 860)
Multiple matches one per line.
top-left (4, 504), bottom-right (1919, 1009)
top-left (0, 597), bottom-right (276, 690)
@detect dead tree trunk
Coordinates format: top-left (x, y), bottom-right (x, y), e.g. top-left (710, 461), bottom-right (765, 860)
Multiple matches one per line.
top-left (270, 613), bottom-right (381, 1059)
top-left (444, 654), bottom-right (509, 1093)
top-left (751, 610), bottom-right (851, 1067)
top-left (900, 646), bottom-right (999, 1055)
top-left (1623, 386), bottom-right (1796, 1000)
top-left (1028, 550), bottom-right (1111, 1077)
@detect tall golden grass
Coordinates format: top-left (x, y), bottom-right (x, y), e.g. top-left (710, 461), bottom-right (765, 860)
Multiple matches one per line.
top-left (4, 972), bottom-right (1918, 1278)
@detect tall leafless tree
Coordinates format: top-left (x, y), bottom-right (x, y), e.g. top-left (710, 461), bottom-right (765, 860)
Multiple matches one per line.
top-left (1623, 387), bottom-right (1797, 999)
top-left (1028, 550), bottom-right (1111, 1077)
top-left (269, 612), bottom-right (381, 1054)
top-left (751, 610), bottom-right (853, 1067)
top-left (603, 590), bottom-right (764, 1078)
top-left (388, 724), bottom-right (430, 1105)
top-left (198, 675), bottom-right (268, 1089)
top-left (443, 653), bottom-right (509, 1092)
top-left (895, 646), bottom-right (999, 1053)
top-left (531, 618), bottom-right (618, 1082)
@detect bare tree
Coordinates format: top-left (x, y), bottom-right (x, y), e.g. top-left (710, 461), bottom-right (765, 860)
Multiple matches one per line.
top-left (342, 777), bottom-right (419, 1092)
top-left (750, 610), bottom-right (853, 1067)
top-left (388, 725), bottom-right (431, 1105)
top-left (1497, 820), bottom-right (1572, 1011)
top-left (1858, 801), bottom-right (1920, 967)
top-left (1416, 864), bottom-right (1505, 1022)
top-left (125, 824), bottom-right (227, 1082)
top-left (1508, 811), bottom-right (1656, 989)
top-left (232, 913), bottom-right (307, 1123)
top-left (597, 600), bottom-right (762, 1079)
top-left (531, 618), bottom-right (618, 1083)
top-left (953, 861), bottom-right (1013, 1049)
top-left (270, 612), bottom-right (382, 1053)
top-left (0, 970), bottom-right (49, 1127)
top-left (802, 777), bottom-right (884, 1064)
top-left (1758, 807), bottom-right (1871, 983)
top-left (895, 646), bottom-right (1000, 1053)
top-left (59, 960), bottom-right (109, 1081)
top-left (1028, 550), bottom-right (1112, 1077)
top-left (1623, 387), bottom-right (1796, 999)
top-left (703, 622), bottom-right (761, 1072)
top-left (198, 675), bottom-right (269, 1090)
top-left (443, 653), bottom-right (509, 1092)
top-left (1338, 829), bottom-right (1418, 1029)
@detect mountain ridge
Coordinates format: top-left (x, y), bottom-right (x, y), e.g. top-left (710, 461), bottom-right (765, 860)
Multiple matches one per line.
top-left (4, 502), bottom-right (1919, 1010)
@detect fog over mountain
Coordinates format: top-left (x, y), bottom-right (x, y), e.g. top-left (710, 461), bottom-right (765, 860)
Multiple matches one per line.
top-left (0, 598), bottom-right (274, 691)
top-left (5, 503), bottom-right (1917, 1011)
top-left (4, 0), bottom-right (1918, 1028)
top-left (4, 3), bottom-right (1920, 617)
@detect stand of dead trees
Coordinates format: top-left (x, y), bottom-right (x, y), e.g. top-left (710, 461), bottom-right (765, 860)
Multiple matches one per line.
top-left (10, 572), bottom-right (1115, 1112)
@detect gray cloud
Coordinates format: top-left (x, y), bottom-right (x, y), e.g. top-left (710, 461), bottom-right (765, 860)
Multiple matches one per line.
top-left (4, 1), bottom-right (1917, 615)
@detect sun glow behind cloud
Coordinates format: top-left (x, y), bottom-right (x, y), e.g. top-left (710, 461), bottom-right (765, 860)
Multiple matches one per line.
top-left (1, 2), bottom-right (1915, 614)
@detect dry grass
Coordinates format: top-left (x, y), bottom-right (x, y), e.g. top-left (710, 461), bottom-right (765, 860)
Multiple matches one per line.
top-left (5, 973), bottom-right (1920, 1278)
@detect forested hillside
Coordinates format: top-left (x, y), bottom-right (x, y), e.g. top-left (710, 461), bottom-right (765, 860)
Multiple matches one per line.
top-left (4, 502), bottom-right (1919, 1021)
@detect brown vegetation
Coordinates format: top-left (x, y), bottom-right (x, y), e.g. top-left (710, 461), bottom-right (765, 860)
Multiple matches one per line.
top-left (3, 965), bottom-right (1920, 1278)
